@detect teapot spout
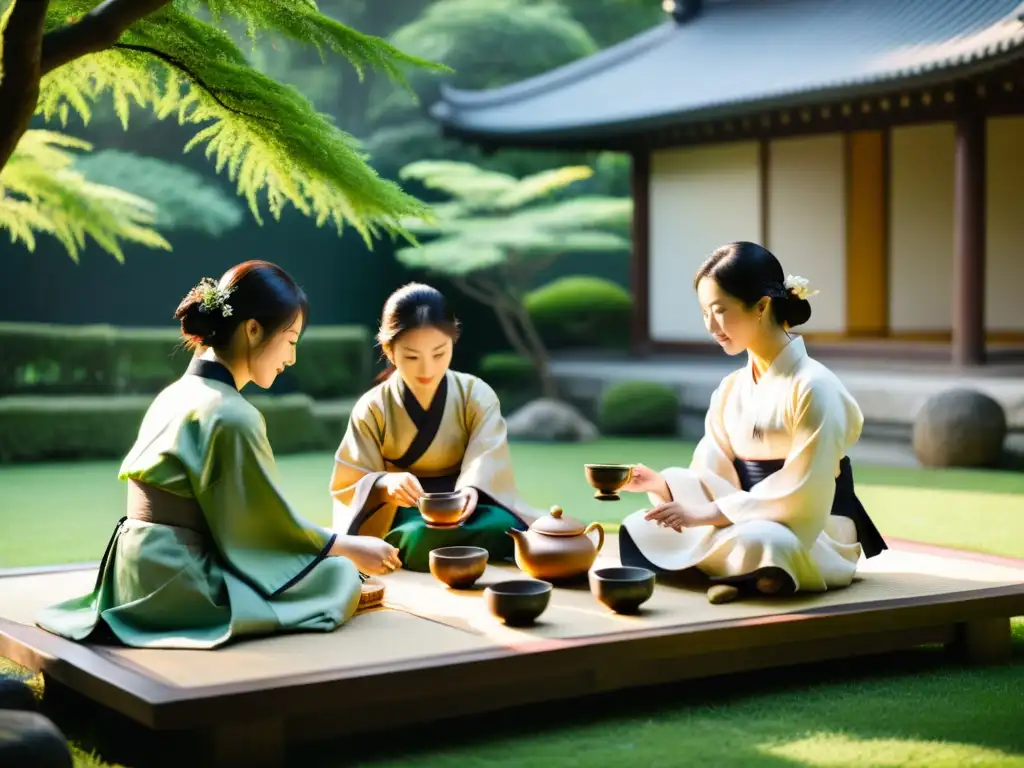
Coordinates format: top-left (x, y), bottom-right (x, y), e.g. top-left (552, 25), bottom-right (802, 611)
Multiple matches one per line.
top-left (507, 527), bottom-right (526, 544)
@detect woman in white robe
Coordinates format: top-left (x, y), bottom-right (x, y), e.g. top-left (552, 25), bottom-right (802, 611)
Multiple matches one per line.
top-left (618, 241), bottom-right (887, 603)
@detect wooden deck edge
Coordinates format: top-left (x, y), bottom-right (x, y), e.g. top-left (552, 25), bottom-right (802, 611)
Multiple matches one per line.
top-left (3, 582), bottom-right (1023, 732)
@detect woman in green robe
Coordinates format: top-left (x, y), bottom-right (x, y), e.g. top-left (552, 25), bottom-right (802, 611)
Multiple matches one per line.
top-left (330, 282), bottom-right (542, 572)
top-left (36, 261), bottom-right (401, 650)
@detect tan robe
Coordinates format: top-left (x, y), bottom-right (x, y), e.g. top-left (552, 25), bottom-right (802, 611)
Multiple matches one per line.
top-left (330, 370), bottom-right (540, 537)
top-left (621, 337), bottom-right (866, 592)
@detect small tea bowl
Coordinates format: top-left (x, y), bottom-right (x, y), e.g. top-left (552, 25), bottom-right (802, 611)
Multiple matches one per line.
top-left (417, 491), bottom-right (470, 527)
top-left (589, 566), bottom-right (655, 614)
top-left (484, 579), bottom-right (552, 626)
top-left (584, 464), bottom-right (634, 501)
top-left (428, 546), bottom-right (489, 589)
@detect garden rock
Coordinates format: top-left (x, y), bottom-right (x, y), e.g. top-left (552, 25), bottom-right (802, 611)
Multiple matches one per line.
top-left (912, 388), bottom-right (1007, 468)
top-left (0, 710), bottom-right (73, 768)
top-left (0, 679), bottom-right (37, 711)
top-left (506, 398), bottom-right (599, 442)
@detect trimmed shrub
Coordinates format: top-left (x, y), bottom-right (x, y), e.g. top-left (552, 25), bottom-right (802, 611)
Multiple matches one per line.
top-left (312, 398), bottom-right (357, 444)
top-left (525, 276), bottom-right (632, 350)
top-left (599, 381), bottom-right (679, 436)
top-left (0, 393), bottom-right (329, 463)
top-left (0, 321), bottom-right (371, 398)
top-left (477, 352), bottom-right (538, 391)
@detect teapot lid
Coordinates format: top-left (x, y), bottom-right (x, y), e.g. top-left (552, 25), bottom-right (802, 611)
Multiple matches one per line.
top-left (531, 505), bottom-right (585, 536)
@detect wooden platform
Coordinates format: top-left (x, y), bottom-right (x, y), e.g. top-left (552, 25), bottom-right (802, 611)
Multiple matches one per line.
top-left (2, 536), bottom-right (1023, 766)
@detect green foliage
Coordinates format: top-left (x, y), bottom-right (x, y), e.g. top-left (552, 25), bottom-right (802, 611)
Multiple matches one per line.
top-left (26, 0), bottom-right (450, 246)
top-left (0, 130), bottom-right (171, 261)
top-left (0, 321), bottom-right (372, 397)
top-left (525, 275), bottom-right (632, 349)
top-left (599, 380), bottom-right (679, 436)
top-left (394, 160), bottom-right (631, 276)
top-left (0, 392), bottom-right (329, 462)
top-left (0, 0), bottom-right (11, 84)
top-left (365, 0), bottom-right (597, 174)
top-left (557, 0), bottom-right (665, 48)
top-left (286, 325), bottom-right (373, 399)
top-left (478, 352), bottom-right (538, 391)
top-left (74, 149), bottom-right (244, 237)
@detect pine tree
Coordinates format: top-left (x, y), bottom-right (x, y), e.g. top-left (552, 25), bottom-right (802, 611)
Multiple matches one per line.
top-left (395, 160), bottom-right (632, 399)
top-left (0, 0), bottom-right (448, 256)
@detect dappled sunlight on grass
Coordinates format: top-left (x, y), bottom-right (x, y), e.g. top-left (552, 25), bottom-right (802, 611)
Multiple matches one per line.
top-left (761, 733), bottom-right (1024, 767)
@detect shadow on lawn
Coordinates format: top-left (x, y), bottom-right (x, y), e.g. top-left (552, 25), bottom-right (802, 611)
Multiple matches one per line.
top-left (320, 641), bottom-right (1024, 767)
top-left (3, 626), bottom-right (1023, 768)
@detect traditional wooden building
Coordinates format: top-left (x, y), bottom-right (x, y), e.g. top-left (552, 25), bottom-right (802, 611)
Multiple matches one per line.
top-left (430, 0), bottom-right (1024, 365)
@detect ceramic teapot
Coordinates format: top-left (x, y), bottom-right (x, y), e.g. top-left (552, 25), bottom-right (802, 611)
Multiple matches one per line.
top-left (508, 506), bottom-right (605, 581)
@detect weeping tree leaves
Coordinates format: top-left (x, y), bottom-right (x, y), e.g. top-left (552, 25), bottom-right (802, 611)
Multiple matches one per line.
top-left (0, 129), bottom-right (170, 261)
top-left (365, 0), bottom-right (597, 171)
top-left (394, 160), bottom-right (632, 398)
top-left (9, 0), bottom-right (451, 248)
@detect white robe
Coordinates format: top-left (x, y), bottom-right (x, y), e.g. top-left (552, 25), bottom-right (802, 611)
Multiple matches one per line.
top-left (620, 336), bottom-right (864, 592)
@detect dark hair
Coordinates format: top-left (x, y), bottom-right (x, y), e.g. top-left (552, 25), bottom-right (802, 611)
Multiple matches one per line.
top-left (693, 241), bottom-right (812, 329)
top-left (174, 260), bottom-right (309, 351)
top-left (375, 282), bottom-right (460, 382)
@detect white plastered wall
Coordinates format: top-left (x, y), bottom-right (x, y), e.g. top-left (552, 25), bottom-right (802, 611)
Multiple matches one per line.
top-left (888, 123), bottom-right (956, 332)
top-left (648, 142), bottom-right (762, 341)
top-left (766, 135), bottom-right (846, 333)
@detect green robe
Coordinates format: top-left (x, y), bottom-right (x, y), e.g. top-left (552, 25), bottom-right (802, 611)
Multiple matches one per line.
top-left (35, 358), bottom-right (362, 650)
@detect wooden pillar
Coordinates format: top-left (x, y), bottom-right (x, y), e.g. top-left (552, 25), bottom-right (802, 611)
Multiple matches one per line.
top-left (952, 111), bottom-right (986, 366)
top-left (845, 130), bottom-right (889, 337)
top-left (630, 150), bottom-right (651, 356)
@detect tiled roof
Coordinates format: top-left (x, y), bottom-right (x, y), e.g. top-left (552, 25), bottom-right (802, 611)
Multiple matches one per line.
top-left (430, 0), bottom-right (1024, 143)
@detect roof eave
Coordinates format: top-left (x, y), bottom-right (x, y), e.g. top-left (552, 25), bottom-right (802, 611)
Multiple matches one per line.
top-left (431, 43), bottom-right (1024, 152)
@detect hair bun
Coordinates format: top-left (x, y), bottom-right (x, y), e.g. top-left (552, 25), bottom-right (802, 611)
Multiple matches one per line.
top-left (175, 299), bottom-right (219, 347)
top-left (781, 293), bottom-right (812, 328)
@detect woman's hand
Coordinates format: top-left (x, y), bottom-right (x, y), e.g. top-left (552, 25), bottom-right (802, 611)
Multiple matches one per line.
top-left (382, 472), bottom-right (424, 508)
top-left (335, 536), bottom-right (402, 576)
top-left (460, 486), bottom-right (480, 519)
top-left (644, 501), bottom-right (729, 532)
top-left (621, 464), bottom-right (668, 497)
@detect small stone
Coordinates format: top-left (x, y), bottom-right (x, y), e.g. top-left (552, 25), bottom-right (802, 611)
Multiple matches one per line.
top-left (0, 679), bottom-right (37, 711)
top-left (707, 584), bottom-right (739, 604)
top-left (0, 710), bottom-right (74, 767)
top-left (505, 398), bottom-right (599, 442)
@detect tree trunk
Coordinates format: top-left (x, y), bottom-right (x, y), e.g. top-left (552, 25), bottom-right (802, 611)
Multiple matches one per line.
top-left (508, 300), bottom-right (558, 399)
top-left (452, 275), bottom-right (557, 398)
top-left (0, 0), bottom-right (49, 171)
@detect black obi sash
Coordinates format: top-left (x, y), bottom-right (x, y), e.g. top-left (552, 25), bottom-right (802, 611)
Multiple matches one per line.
top-left (734, 456), bottom-right (888, 558)
top-left (388, 375), bottom-right (448, 470)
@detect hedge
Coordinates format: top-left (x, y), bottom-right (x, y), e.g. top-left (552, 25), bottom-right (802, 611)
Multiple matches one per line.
top-left (0, 321), bottom-right (371, 398)
top-left (525, 275), bottom-right (632, 350)
top-left (0, 394), bottom-right (354, 463)
top-left (599, 381), bottom-right (679, 436)
top-left (477, 352), bottom-right (538, 391)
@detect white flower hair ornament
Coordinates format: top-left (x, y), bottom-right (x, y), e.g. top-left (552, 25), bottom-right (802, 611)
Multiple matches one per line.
top-left (194, 277), bottom-right (234, 318)
top-left (784, 274), bottom-right (818, 301)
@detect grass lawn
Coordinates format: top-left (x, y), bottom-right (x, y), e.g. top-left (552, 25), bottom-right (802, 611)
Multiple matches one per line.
top-left (2, 438), bottom-right (1024, 767)
top-left (3, 438), bottom-right (1024, 568)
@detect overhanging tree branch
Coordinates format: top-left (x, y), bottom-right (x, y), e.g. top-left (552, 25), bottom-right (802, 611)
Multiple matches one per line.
top-left (40, 0), bottom-right (172, 74)
top-left (0, 0), bottom-right (50, 169)
top-left (112, 43), bottom-right (281, 124)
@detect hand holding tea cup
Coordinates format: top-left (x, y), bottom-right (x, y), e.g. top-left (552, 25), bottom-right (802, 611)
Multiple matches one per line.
top-left (460, 486), bottom-right (480, 518)
top-left (620, 464), bottom-right (663, 494)
top-left (382, 472), bottom-right (424, 507)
